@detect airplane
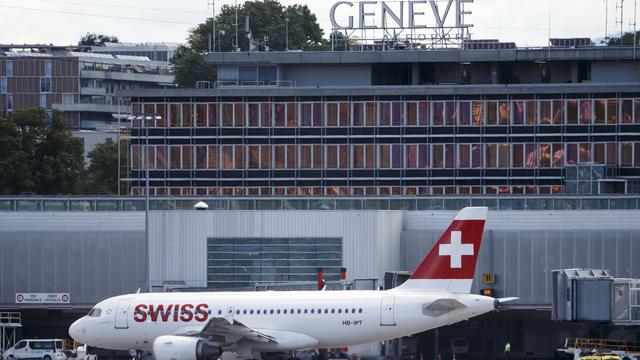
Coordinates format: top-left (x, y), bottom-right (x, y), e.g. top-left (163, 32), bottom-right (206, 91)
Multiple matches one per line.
top-left (69, 206), bottom-right (515, 360)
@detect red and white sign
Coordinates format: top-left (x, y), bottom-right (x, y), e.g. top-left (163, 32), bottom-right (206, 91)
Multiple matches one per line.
top-left (15, 293), bottom-right (70, 304)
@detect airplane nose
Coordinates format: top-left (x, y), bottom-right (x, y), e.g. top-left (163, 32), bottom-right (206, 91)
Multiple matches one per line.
top-left (69, 318), bottom-right (85, 342)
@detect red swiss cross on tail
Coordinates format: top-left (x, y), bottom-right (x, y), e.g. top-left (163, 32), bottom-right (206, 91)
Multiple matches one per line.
top-left (394, 207), bottom-right (488, 294)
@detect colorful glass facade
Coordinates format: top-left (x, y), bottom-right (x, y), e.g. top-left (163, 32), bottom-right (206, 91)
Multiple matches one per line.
top-left (128, 97), bottom-right (640, 197)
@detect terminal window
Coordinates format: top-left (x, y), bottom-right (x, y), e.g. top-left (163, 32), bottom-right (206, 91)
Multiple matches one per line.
top-left (206, 237), bottom-right (342, 289)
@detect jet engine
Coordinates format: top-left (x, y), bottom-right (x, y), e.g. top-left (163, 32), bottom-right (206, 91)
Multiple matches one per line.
top-left (153, 335), bottom-right (220, 360)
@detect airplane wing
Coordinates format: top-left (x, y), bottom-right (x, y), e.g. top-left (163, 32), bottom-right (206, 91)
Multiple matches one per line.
top-left (174, 317), bottom-right (276, 346)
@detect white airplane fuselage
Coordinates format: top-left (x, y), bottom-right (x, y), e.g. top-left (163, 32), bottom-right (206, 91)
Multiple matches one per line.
top-left (73, 290), bottom-right (495, 352)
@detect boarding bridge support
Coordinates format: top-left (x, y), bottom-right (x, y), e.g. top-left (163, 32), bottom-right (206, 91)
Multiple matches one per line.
top-left (0, 312), bottom-right (21, 353)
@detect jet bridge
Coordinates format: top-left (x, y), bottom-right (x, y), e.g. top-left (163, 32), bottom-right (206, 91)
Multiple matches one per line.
top-left (552, 269), bottom-right (640, 324)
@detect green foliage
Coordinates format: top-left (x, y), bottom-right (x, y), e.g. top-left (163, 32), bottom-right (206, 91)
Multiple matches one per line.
top-left (190, 0), bottom-right (323, 52)
top-left (84, 141), bottom-right (126, 195)
top-left (607, 31), bottom-right (640, 46)
top-left (171, 46), bottom-right (216, 88)
top-left (78, 33), bottom-right (119, 46)
top-left (0, 109), bottom-right (84, 195)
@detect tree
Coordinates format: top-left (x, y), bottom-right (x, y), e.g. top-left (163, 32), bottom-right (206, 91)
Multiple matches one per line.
top-left (171, 46), bottom-right (216, 88)
top-left (190, 0), bottom-right (323, 53)
top-left (78, 33), bottom-right (119, 46)
top-left (607, 31), bottom-right (640, 46)
top-left (84, 141), bottom-right (125, 195)
top-left (0, 109), bottom-right (84, 195)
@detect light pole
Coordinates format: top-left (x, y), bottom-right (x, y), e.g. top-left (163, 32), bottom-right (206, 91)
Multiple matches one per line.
top-left (285, 17), bottom-right (290, 51)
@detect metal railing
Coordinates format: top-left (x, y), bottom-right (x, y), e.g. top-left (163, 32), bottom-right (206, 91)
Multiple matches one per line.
top-left (0, 196), bottom-right (638, 212)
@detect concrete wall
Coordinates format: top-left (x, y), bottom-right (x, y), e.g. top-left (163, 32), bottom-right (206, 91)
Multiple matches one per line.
top-left (401, 210), bottom-right (640, 306)
top-left (280, 64), bottom-right (372, 86)
top-left (149, 211), bottom-right (403, 289)
top-left (592, 61), bottom-right (640, 83)
top-left (0, 213), bottom-right (145, 307)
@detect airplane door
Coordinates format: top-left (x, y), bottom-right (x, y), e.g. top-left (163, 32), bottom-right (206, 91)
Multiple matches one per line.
top-left (115, 300), bottom-right (130, 329)
top-left (380, 296), bottom-right (396, 326)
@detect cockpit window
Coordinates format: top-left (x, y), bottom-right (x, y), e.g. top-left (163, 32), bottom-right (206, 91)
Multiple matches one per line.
top-left (88, 308), bottom-right (102, 317)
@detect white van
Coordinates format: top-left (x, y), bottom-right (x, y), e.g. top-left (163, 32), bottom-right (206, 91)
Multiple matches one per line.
top-left (2, 339), bottom-right (66, 360)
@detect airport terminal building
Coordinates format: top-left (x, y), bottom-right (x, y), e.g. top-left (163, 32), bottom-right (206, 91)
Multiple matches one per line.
top-left (2, 39), bottom-right (640, 359)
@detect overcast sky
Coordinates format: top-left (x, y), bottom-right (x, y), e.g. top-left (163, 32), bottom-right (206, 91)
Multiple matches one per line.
top-left (0, 0), bottom-right (637, 47)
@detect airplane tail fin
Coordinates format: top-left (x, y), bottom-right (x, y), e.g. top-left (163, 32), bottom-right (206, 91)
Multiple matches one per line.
top-left (393, 207), bottom-right (488, 294)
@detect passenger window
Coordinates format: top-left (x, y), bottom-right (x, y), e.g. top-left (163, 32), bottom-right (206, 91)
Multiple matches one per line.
top-left (250, 310), bottom-right (254, 314)
top-left (317, 308), bottom-right (321, 314)
top-left (15, 341), bottom-right (27, 350)
top-left (331, 309), bottom-right (335, 314)
top-left (236, 310), bottom-right (240, 315)
top-left (283, 309), bottom-right (287, 314)
top-left (359, 308), bottom-right (363, 313)
top-left (243, 310), bottom-right (247, 314)
top-left (338, 309), bottom-right (342, 314)
top-left (297, 309), bottom-right (301, 314)
top-left (277, 310), bottom-right (281, 314)
top-left (304, 309), bottom-right (308, 314)
top-left (207, 310), bottom-right (212, 314)
top-left (352, 309), bottom-right (356, 313)
top-left (218, 310), bottom-right (222, 315)
top-left (324, 309), bottom-right (328, 314)
top-left (270, 310), bottom-right (274, 314)
top-left (310, 309), bottom-right (314, 314)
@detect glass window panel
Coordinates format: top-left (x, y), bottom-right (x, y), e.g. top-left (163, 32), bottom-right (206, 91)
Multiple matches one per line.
top-left (525, 144), bottom-right (537, 168)
top-left (313, 103), bottom-right (324, 127)
top-left (580, 100), bottom-right (592, 124)
top-left (579, 143), bottom-right (591, 163)
top-left (379, 144), bottom-right (391, 168)
top-left (300, 145), bottom-right (312, 168)
top-left (261, 145), bottom-right (271, 169)
top-left (621, 99), bottom-right (633, 124)
top-left (353, 145), bottom-right (365, 168)
top-left (235, 103), bottom-right (245, 127)
top-left (498, 101), bottom-right (510, 125)
top-left (170, 146), bottom-right (181, 169)
top-left (261, 103), bottom-right (272, 127)
top-left (275, 103), bottom-right (286, 127)
top-left (485, 144), bottom-right (496, 168)
top-left (566, 144), bottom-right (578, 165)
top-left (552, 143), bottom-right (564, 167)
top-left (526, 101), bottom-right (537, 125)
top-left (418, 101), bottom-right (429, 125)
top-left (287, 103), bottom-right (297, 127)
top-left (459, 144), bottom-right (470, 168)
top-left (170, 103), bottom-right (181, 127)
top-left (539, 144), bottom-right (551, 167)
top-left (182, 104), bottom-right (193, 127)
top-left (621, 143), bottom-right (633, 166)
top-left (196, 104), bottom-right (207, 127)
top-left (275, 145), bottom-right (286, 169)
top-left (594, 143), bottom-right (605, 164)
top-left (391, 144), bottom-right (404, 169)
top-left (486, 101), bottom-right (497, 125)
top-left (418, 144), bottom-right (429, 168)
top-left (235, 145), bottom-right (245, 170)
top-left (338, 145), bottom-right (349, 169)
top-left (433, 102), bottom-right (445, 126)
top-left (249, 146), bottom-right (260, 169)
top-left (566, 100), bottom-right (578, 124)
top-left (208, 103), bottom-right (218, 127)
top-left (222, 146), bottom-right (234, 169)
top-left (132, 145), bottom-right (141, 169)
top-left (444, 144), bottom-right (456, 168)
top-left (327, 103), bottom-right (338, 126)
top-left (472, 101), bottom-right (484, 125)
top-left (513, 144), bottom-right (523, 168)
top-left (635, 99), bottom-right (640, 124)
top-left (607, 99), bottom-right (618, 124)
top-left (327, 145), bottom-right (338, 168)
top-left (287, 145), bottom-right (297, 169)
top-left (352, 102), bottom-right (364, 126)
top-left (445, 101), bottom-right (456, 125)
top-left (222, 103), bottom-right (234, 127)
top-left (497, 144), bottom-right (510, 168)
top-left (635, 143), bottom-right (640, 167)
top-left (339, 103), bottom-right (349, 126)
top-left (471, 144), bottom-right (482, 168)
top-left (248, 103), bottom-right (260, 127)
top-left (406, 144), bottom-right (417, 168)
top-left (196, 146), bottom-right (207, 169)
top-left (552, 100), bottom-right (564, 124)
top-left (182, 145), bottom-right (192, 169)
top-left (157, 146), bottom-right (167, 169)
top-left (313, 145), bottom-right (323, 168)
top-left (433, 145), bottom-right (444, 168)
top-left (540, 101), bottom-right (552, 124)
top-left (459, 101), bottom-right (471, 126)
top-left (208, 145), bottom-right (218, 169)
top-left (365, 102), bottom-right (376, 126)
top-left (594, 99), bottom-right (606, 124)
top-left (379, 102), bottom-right (391, 126)
top-left (406, 102), bottom-right (417, 126)
top-left (365, 144), bottom-right (375, 168)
